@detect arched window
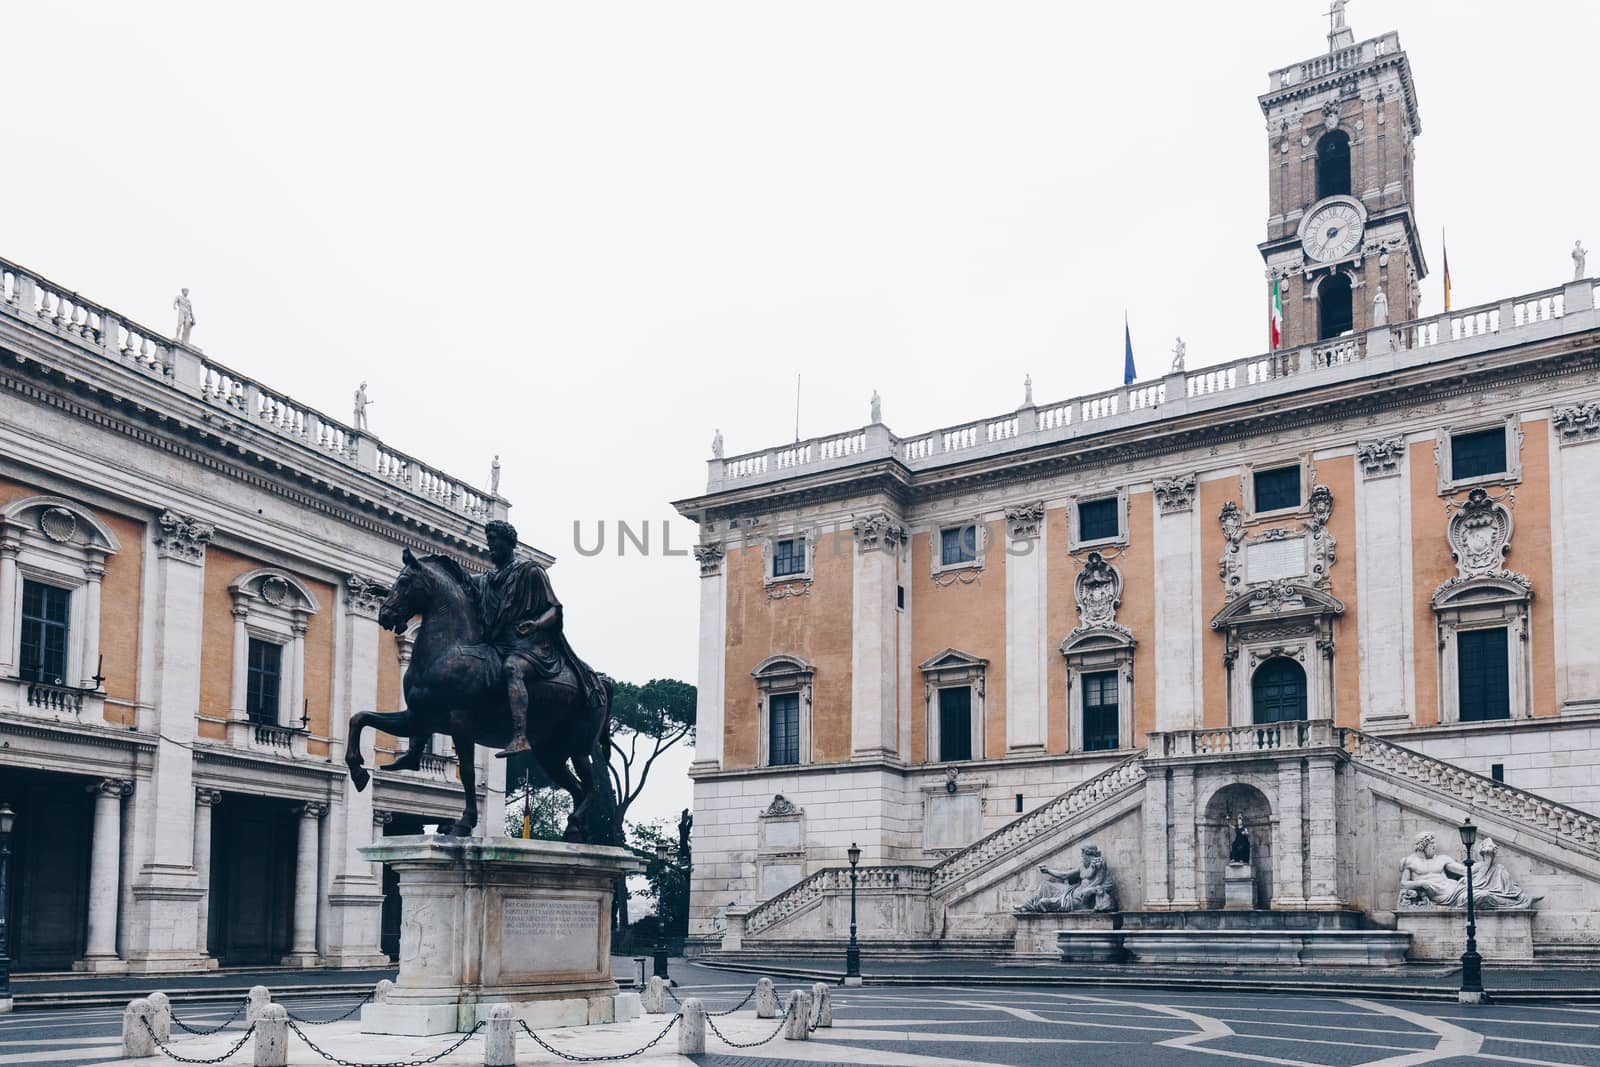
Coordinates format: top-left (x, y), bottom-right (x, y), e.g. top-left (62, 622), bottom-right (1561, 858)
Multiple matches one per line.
top-left (1316, 130), bottom-right (1351, 199)
top-left (1318, 272), bottom-right (1353, 339)
top-left (1252, 658), bottom-right (1307, 725)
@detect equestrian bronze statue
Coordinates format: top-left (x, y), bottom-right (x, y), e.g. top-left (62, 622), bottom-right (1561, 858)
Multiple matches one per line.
top-left (345, 520), bottom-right (610, 840)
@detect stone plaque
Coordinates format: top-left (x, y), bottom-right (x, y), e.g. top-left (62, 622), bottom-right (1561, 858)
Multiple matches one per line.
top-left (924, 792), bottom-right (982, 851)
top-left (501, 897), bottom-right (600, 974)
top-left (760, 862), bottom-right (803, 897)
top-left (1246, 535), bottom-right (1306, 582)
top-left (763, 819), bottom-right (801, 849)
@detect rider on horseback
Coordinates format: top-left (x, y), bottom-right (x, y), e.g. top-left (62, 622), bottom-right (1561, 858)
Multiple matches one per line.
top-left (479, 520), bottom-right (606, 758)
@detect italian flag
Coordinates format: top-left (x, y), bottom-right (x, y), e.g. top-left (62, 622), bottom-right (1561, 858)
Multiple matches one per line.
top-left (1268, 278), bottom-right (1284, 350)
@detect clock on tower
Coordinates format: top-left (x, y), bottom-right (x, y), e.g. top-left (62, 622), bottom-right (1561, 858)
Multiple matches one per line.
top-left (1257, 6), bottom-right (1426, 350)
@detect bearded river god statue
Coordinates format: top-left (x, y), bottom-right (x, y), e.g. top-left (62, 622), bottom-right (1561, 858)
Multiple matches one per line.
top-left (1018, 845), bottom-right (1119, 913)
top-left (1398, 831), bottom-right (1541, 910)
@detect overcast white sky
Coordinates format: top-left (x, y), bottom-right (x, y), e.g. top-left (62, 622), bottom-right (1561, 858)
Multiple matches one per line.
top-left (4, 1), bottom-right (1595, 828)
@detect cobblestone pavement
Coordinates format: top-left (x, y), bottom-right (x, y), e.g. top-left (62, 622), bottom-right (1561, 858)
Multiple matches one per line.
top-left (6, 963), bottom-right (1600, 1066)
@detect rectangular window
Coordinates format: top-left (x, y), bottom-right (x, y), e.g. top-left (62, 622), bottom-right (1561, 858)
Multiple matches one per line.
top-left (1457, 627), bottom-right (1510, 722)
top-left (1451, 428), bottom-right (1508, 482)
top-left (772, 537), bottom-right (806, 578)
top-left (1077, 498), bottom-right (1120, 543)
top-left (938, 686), bottom-right (973, 762)
top-left (940, 525), bottom-right (978, 567)
top-left (246, 638), bottom-right (283, 725)
top-left (19, 580), bottom-right (70, 684)
top-left (1253, 465), bottom-right (1301, 512)
top-left (1082, 670), bottom-right (1120, 751)
top-left (768, 692), bottom-right (800, 766)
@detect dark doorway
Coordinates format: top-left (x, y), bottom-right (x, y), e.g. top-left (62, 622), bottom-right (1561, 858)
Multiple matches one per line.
top-left (1252, 658), bottom-right (1309, 725)
top-left (379, 813), bottom-right (430, 960)
top-left (208, 795), bottom-right (297, 967)
top-left (0, 769), bottom-right (93, 971)
top-left (1316, 130), bottom-right (1351, 198)
top-left (1318, 273), bottom-right (1353, 339)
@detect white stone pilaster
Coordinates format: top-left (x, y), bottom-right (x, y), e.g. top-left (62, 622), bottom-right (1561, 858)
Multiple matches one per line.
top-left (283, 802), bottom-right (327, 966)
top-left (1003, 504), bottom-right (1047, 753)
top-left (1152, 477), bottom-right (1201, 732)
top-left (1304, 755), bottom-right (1342, 906)
top-left (850, 517), bottom-right (902, 760)
top-left (1169, 766), bottom-right (1200, 908)
top-left (76, 779), bottom-right (130, 972)
top-left (80, 557), bottom-right (104, 690)
top-left (192, 790), bottom-right (221, 963)
top-left (0, 530), bottom-right (19, 674)
top-left (1142, 769), bottom-right (1171, 908)
top-left (1355, 440), bottom-right (1413, 725)
top-left (691, 545), bottom-right (726, 771)
top-left (1274, 758), bottom-right (1307, 908)
top-left (228, 605), bottom-right (249, 718)
top-left (1551, 421), bottom-right (1600, 709)
top-left (289, 616), bottom-right (308, 726)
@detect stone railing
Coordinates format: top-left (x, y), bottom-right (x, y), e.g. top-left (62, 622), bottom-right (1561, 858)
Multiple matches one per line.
top-left (1342, 730), bottom-right (1600, 855)
top-left (26, 680), bottom-right (91, 716)
top-left (1267, 31), bottom-right (1402, 90)
top-left (703, 276), bottom-right (1596, 493)
top-left (0, 256), bottom-right (500, 523)
top-left (253, 722), bottom-right (300, 751)
top-left (1151, 718), bottom-right (1344, 759)
top-left (929, 753), bottom-right (1147, 893)
top-left (744, 865), bottom-right (932, 937)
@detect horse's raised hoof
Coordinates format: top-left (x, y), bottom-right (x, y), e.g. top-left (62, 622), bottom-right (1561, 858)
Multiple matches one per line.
top-left (346, 758), bottom-right (370, 792)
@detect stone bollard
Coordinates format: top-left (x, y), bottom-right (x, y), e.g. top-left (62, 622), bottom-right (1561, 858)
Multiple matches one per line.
top-left (782, 990), bottom-right (811, 1040)
top-left (254, 1004), bottom-right (288, 1067)
top-left (809, 982), bottom-right (832, 1028)
top-left (374, 978), bottom-right (394, 1004)
top-left (246, 985), bottom-right (272, 1024)
top-left (122, 998), bottom-right (157, 1058)
top-left (483, 1004), bottom-right (515, 1067)
top-left (677, 997), bottom-right (706, 1055)
top-left (643, 975), bottom-right (669, 1014)
top-left (754, 977), bottom-right (778, 1018)
top-left (146, 992), bottom-right (173, 1043)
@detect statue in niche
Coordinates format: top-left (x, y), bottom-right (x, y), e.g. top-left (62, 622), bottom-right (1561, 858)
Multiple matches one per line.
top-left (1017, 845), bottom-right (1118, 913)
top-left (1228, 815), bottom-right (1251, 864)
top-left (1399, 832), bottom-right (1539, 910)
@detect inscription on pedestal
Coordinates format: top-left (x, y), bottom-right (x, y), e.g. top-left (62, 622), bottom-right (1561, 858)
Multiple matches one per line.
top-left (501, 897), bottom-right (600, 974)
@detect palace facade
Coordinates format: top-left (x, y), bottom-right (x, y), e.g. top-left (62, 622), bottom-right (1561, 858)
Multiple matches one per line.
top-left (0, 255), bottom-right (524, 973)
top-left (676, 17), bottom-right (1600, 961)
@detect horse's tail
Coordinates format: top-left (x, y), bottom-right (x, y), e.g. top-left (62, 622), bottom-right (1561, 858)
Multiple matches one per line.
top-left (596, 675), bottom-right (615, 745)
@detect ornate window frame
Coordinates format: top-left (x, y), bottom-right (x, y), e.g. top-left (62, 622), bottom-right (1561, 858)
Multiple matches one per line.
top-left (763, 532), bottom-right (813, 589)
top-left (1432, 576), bottom-right (1532, 725)
top-left (0, 496), bottom-right (121, 699)
top-left (1067, 488), bottom-right (1129, 552)
top-left (226, 569), bottom-right (321, 750)
top-left (1436, 414), bottom-right (1523, 495)
top-left (755, 794), bottom-right (806, 899)
top-left (1210, 583), bottom-right (1344, 727)
top-left (1059, 551), bottom-right (1135, 751)
top-left (919, 648), bottom-right (987, 762)
top-left (752, 654), bottom-right (813, 768)
top-left (930, 521), bottom-right (986, 580)
top-left (1239, 456), bottom-right (1314, 521)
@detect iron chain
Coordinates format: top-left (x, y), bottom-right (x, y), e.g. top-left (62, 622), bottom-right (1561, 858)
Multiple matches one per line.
top-left (288, 1019), bottom-right (483, 1067)
top-left (704, 1004), bottom-right (791, 1048)
top-left (517, 1016), bottom-right (680, 1062)
top-left (169, 997), bottom-right (249, 1036)
top-left (286, 992), bottom-right (375, 1024)
top-left (707, 985), bottom-right (758, 1017)
top-left (142, 1016), bottom-right (256, 1064)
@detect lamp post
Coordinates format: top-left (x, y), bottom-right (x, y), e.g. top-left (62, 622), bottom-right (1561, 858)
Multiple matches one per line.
top-left (845, 842), bottom-right (861, 987)
top-left (1458, 818), bottom-right (1485, 1005)
top-left (653, 841), bottom-right (671, 980)
top-left (0, 804), bottom-right (13, 1014)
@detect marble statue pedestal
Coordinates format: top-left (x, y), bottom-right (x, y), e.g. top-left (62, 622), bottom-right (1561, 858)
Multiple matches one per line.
top-left (1396, 908), bottom-right (1535, 961)
top-left (1224, 862), bottom-right (1256, 910)
top-left (358, 836), bottom-right (642, 1036)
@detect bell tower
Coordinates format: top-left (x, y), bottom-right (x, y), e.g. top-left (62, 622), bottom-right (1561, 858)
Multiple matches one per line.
top-left (1259, 4), bottom-right (1425, 350)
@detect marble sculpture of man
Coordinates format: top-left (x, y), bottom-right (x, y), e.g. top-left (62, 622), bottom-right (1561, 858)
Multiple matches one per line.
top-left (1018, 844), bottom-right (1118, 913)
top-left (1399, 830), bottom-right (1540, 909)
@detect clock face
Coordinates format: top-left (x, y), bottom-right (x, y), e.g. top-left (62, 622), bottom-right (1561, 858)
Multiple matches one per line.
top-left (1301, 201), bottom-right (1364, 262)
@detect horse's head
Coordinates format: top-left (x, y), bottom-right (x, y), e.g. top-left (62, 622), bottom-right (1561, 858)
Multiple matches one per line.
top-left (379, 548), bottom-right (482, 636)
top-left (379, 548), bottom-right (429, 633)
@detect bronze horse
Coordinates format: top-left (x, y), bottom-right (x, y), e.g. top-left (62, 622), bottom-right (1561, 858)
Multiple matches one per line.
top-left (344, 549), bottom-right (610, 839)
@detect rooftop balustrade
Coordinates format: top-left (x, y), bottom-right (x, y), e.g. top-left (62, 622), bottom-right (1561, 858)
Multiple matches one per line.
top-left (702, 277), bottom-right (1596, 495)
top-left (0, 257), bottom-right (501, 524)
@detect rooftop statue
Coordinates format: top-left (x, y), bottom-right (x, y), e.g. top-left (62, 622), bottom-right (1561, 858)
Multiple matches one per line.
top-left (353, 381), bottom-right (373, 431)
top-left (172, 288), bottom-right (195, 346)
top-left (1017, 845), bottom-right (1118, 913)
top-left (344, 520), bottom-right (611, 840)
top-left (1575, 240), bottom-right (1588, 281)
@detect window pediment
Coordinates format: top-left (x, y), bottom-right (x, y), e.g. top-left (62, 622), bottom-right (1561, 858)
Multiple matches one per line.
top-left (1210, 581), bottom-right (1345, 630)
top-left (918, 648), bottom-right (988, 674)
top-left (229, 569), bottom-right (320, 615)
top-left (0, 496), bottom-right (121, 553)
top-left (751, 654), bottom-right (814, 687)
top-left (1432, 572), bottom-right (1532, 611)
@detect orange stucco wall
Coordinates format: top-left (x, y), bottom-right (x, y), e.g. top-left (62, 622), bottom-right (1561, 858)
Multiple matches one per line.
top-left (910, 520), bottom-right (1007, 761)
top-left (1409, 423), bottom-right (1557, 724)
top-left (0, 478), bottom-right (143, 724)
top-left (1199, 478), bottom-right (1231, 728)
top-left (376, 627), bottom-right (404, 754)
top-left (722, 530), bottom-right (854, 769)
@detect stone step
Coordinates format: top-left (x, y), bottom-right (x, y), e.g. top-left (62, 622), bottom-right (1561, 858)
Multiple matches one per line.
top-left (1063, 928), bottom-right (1411, 967)
top-left (700, 937), bottom-right (1014, 961)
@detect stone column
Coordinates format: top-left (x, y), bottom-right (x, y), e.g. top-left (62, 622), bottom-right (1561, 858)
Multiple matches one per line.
top-left (283, 802), bottom-right (327, 966)
top-left (193, 790), bottom-right (221, 962)
top-left (1274, 758), bottom-right (1307, 908)
top-left (124, 511), bottom-right (212, 973)
top-left (0, 528), bottom-right (20, 674)
top-left (80, 557), bottom-right (105, 690)
top-left (77, 779), bottom-right (131, 972)
top-left (1304, 756), bottom-right (1342, 907)
top-left (690, 544), bottom-right (726, 772)
top-left (1169, 766), bottom-right (1200, 908)
top-left (850, 515), bottom-right (902, 760)
top-left (1354, 439), bottom-right (1414, 725)
top-left (1142, 768), bottom-right (1171, 908)
top-left (1152, 476), bottom-right (1202, 732)
top-left (322, 577), bottom-right (388, 968)
top-left (228, 605), bottom-right (249, 717)
top-left (1003, 503), bottom-right (1047, 753)
top-left (289, 616), bottom-right (308, 726)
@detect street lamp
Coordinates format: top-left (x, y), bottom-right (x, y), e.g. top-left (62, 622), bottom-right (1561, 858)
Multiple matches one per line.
top-left (845, 842), bottom-right (861, 987)
top-left (1458, 818), bottom-right (1485, 1005)
top-left (0, 804), bottom-right (14, 1014)
top-left (653, 841), bottom-right (671, 980)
